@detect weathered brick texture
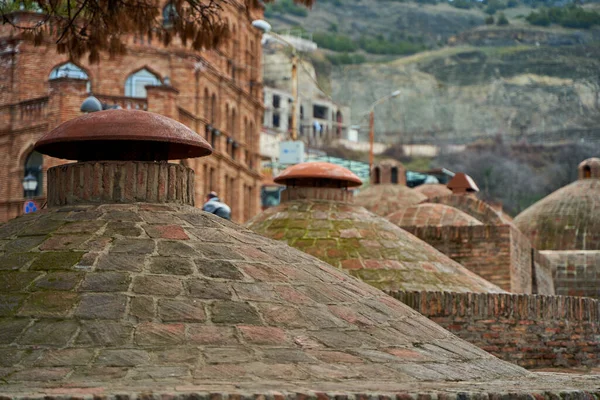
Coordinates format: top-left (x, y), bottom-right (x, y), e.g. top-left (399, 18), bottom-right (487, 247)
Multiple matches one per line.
top-left (391, 291), bottom-right (600, 369)
top-left (404, 224), bottom-right (554, 295)
top-left (543, 250), bottom-right (600, 299)
top-left (47, 162), bottom-right (195, 207)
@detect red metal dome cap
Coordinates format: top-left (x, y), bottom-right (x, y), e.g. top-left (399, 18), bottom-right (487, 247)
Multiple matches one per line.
top-left (34, 109), bottom-right (212, 161)
top-left (274, 162), bottom-right (363, 187)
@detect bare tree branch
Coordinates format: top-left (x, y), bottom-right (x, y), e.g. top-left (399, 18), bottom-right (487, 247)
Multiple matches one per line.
top-left (0, 0), bottom-right (315, 63)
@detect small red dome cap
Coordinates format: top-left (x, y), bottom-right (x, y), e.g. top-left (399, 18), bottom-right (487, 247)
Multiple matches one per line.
top-left (274, 162), bottom-right (362, 187)
top-left (34, 109), bottom-right (212, 161)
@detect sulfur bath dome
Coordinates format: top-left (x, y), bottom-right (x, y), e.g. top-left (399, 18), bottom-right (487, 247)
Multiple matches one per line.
top-left (247, 162), bottom-right (503, 294)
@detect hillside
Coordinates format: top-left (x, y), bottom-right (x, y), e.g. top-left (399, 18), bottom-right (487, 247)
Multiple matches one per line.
top-left (265, 0), bottom-right (600, 145)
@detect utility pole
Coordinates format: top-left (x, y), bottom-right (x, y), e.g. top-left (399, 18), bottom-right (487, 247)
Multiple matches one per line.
top-left (291, 54), bottom-right (298, 141)
top-left (369, 110), bottom-right (375, 174)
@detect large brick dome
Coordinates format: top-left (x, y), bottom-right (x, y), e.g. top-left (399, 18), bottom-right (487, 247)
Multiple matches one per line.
top-left (387, 203), bottom-right (484, 227)
top-left (355, 184), bottom-right (427, 216)
top-left (514, 158), bottom-right (600, 250)
top-left (248, 163), bottom-right (502, 294)
top-left (413, 184), bottom-right (452, 200)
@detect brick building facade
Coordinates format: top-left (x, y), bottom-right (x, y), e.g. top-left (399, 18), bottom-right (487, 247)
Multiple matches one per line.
top-left (0, 5), bottom-right (264, 223)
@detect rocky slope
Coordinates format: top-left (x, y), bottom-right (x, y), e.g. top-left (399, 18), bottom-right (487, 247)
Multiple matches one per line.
top-left (265, 1), bottom-right (600, 145)
top-left (331, 42), bottom-right (600, 144)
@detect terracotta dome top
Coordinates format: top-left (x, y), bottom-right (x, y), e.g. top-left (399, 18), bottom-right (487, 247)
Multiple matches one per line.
top-left (34, 109), bottom-right (212, 161)
top-left (247, 199), bottom-right (503, 294)
top-left (413, 184), bottom-right (452, 199)
top-left (274, 162), bottom-right (362, 187)
top-left (447, 173), bottom-right (479, 194)
top-left (387, 203), bottom-right (484, 227)
top-left (355, 184), bottom-right (427, 216)
top-left (514, 178), bottom-right (600, 250)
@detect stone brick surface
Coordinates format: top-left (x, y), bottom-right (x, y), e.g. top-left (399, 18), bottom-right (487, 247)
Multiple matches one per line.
top-left (388, 204), bottom-right (483, 227)
top-left (515, 178), bottom-right (600, 251)
top-left (542, 250), bottom-right (600, 299)
top-left (247, 200), bottom-right (502, 293)
top-left (1, 200), bottom-right (584, 395)
top-left (354, 184), bottom-right (426, 217)
top-left (392, 291), bottom-right (600, 370)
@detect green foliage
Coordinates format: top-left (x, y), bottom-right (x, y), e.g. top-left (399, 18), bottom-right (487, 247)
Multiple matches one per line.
top-left (328, 23), bottom-right (338, 32)
top-left (526, 5), bottom-right (600, 29)
top-left (496, 13), bottom-right (509, 25)
top-left (326, 52), bottom-right (367, 65)
top-left (452, 0), bottom-right (473, 9)
top-left (313, 32), bottom-right (358, 52)
top-left (264, 0), bottom-right (309, 18)
top-left (358, 35), bottom-right (425, 55)
top-left (485, 15), bottom-right (495, 24)
top-left (484, 0), bottom-right (507, 15)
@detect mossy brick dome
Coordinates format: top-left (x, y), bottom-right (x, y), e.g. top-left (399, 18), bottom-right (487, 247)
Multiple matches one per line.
top-left (0, 111), bottom-right (530, 397)
top-left (514, 158), bottom-right (600, 250)
top-left (413, 184), bottom-right (452, 200)
top-left (355, 184), bottom-right (427, 217)
top-left (387, 203), bottom-right (484, 227)
top-left (247, 164), bottom-right (502, 294)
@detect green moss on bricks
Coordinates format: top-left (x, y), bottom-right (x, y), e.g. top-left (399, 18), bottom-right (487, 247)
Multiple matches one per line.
top-left (30, 252), bottom-right (85, 271)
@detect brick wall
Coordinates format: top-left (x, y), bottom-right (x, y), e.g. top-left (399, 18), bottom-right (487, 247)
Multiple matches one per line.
top-left (0, 4), bottom-right (263, 224)
top-left (405, 225), bottom-right (549, 294)
top-left (542, 251), bottom-right (600, 299)
top-left (390, 291), bottom-right (600, 369)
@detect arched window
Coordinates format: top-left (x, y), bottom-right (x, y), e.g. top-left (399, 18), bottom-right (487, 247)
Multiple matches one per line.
top-left (49, 62), bottom-right (90, 92)
top-left (162, 3), bottom-right (177, 26)
top-left (232, 109), bottom-right (237, 138)
top-left (204, 88), bottom-right (210, 120)
top-left (125, 68), bottom-right (161, 98)
top-left (373, 167), bottom-right (381, 184)
top-left (211, 94), bottom-right (217, 124)
top-left (24, 151), bottom-right (43, 198)
top-left (583, 165), bottom-right (592, 179)
top-left (225, 104), bottom-right (230, 133)
top-left (391, 167), bottom-right (398, 184)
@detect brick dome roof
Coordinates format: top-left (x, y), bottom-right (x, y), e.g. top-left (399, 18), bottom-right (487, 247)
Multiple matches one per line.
top-left (0, 113), bottom-right (524, 396)
top-left (247, 200), bottom-right (502, 293)
top-left (514, 178), bottom-right (600, 250)
top-left (426, 195), bottom-right (510, 225)
top-left (355, 184), bottom-right (427, 216)
top-left (413, 184), bottom-right (452, 200)
top-left (387, 203), bottom-right (484, 227)
top-left (0, 202), bottom-right (523, 394)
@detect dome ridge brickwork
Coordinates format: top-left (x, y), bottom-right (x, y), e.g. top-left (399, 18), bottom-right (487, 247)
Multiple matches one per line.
top-left (387, 203), bottom-right (484, 227)
top-left (413, 184), bottom-right (452, 200)
top-left (515, 171), bottom-right (600, 251)
top-left (355, 185), bottom-right (427, 216)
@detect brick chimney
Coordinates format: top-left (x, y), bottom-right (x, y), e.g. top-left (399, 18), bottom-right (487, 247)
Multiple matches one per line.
top-left (578, 157), bottom-right (600, 180)
top-left (447, 172), bottom-right (479, 196)
top-left (274, 162), bottom-right (362, 203)
top-left (33, 109), bottom-right (212, 207)
top-left (370, 159), bottom-right (406, 185)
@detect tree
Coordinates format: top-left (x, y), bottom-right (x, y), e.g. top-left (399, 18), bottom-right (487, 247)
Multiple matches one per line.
top-left (496, 13), bottom-right (509, 25)
top-left (485, 15), bottom-right (495, 24)
top-left (0, 0), bottom-right (314, 63)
